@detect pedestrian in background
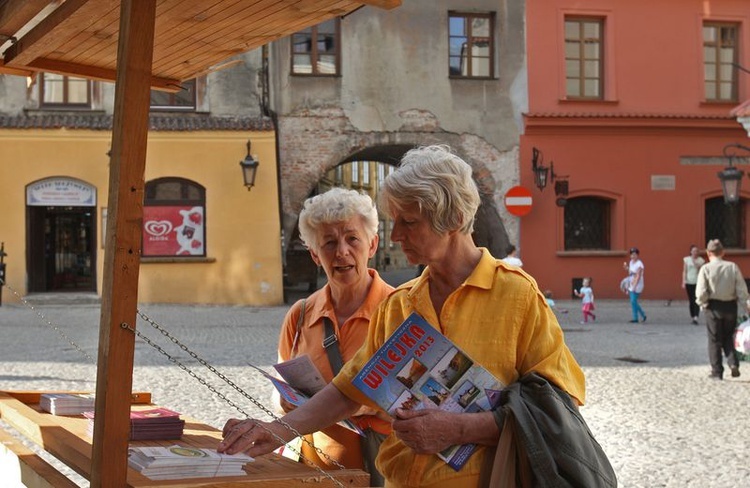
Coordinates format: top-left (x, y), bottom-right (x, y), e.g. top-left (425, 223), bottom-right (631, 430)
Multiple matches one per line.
top-left (695, 239), bottom-right (749, 380)
top-left (574, 277), bottom-right (596, 324)
top-left (681, 244), bottom-right (705, 325)
top-left (501, 243), bottom-right (523, 267)
top-left (624, 247), bottom-right (646, 323)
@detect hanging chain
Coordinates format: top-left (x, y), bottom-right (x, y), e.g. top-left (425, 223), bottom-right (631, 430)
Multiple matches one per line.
top-left (0, 278), bottom-right (95, 362)
top-left (132, 309), bottom-right (349, 474)
top-left (127, 313), bottom-right (347, 487)
top-left (0, 277), bottom-right (350, 487)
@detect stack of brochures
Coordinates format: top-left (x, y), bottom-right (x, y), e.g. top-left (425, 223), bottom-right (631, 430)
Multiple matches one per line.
top-left (84, 407), bottom-right (185, 440)
top-left (127, 445), bottom-right (253, 480)
top-left (39, 393), bottom-right (95, 416)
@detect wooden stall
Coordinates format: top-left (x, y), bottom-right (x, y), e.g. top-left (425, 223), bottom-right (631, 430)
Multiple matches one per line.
top-left (0, 1), bottom-right (401, 486)
top-left (0, 391), bottom-right (369, 487)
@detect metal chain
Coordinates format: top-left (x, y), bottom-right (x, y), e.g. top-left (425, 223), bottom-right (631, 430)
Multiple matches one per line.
top-left (0, 278), bottom-right (95, 362)
top-left (0, 277), bottom-right (349, 486)
top-left (132, 309), bottom-right (349, 482)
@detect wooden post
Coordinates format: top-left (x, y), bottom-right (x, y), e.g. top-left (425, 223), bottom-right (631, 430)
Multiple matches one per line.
top-left (90, 1), bottom-right (156, 486)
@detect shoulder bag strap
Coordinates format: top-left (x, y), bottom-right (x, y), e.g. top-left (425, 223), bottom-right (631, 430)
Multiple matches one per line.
top-left (290, 299), bottom-right (305, 357)
top-left (322, 316), bottom-right (344, 375)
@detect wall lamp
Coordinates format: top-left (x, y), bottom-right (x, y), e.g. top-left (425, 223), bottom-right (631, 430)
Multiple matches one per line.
top-left (718, 143), bottom-right (750, 204)
top-left (531, 147), bottom-right (555, 191)
top-left (239, 140), bottom-right (260, 191)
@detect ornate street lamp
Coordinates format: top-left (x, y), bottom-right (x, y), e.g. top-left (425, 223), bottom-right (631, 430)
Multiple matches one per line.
top-left (718, 143), bottom-right (750, 204)
top-left (239, 140), bottom-right (260, 191)
top-left (532, 147), bottom-right (555, 191)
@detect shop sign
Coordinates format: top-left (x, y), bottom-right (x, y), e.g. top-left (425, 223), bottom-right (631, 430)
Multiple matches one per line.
top-left (27, 177), bottom-right (96, 206)
top-left (143, 205), bottom-right (205, 256)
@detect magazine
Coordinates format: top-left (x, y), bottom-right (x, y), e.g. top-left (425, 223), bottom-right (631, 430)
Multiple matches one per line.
top-left (39, 393), bottom-right (95, 416)
top-left (84, 407), bottom-right (185, 440)
top-left (128, 445), bottom-right (253, 480)
top-left (351, 312), bottom-right (504, 471)
top-left (247, 362), bottom-right (364, 436)
top-left (272, 354), bottom-right (327, 396)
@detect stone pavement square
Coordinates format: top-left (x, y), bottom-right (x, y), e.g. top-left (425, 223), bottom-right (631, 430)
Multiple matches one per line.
top-left (1, 298), bottom-right (748, 487)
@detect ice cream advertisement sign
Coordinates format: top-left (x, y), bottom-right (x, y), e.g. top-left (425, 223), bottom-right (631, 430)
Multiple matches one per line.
top-left (142, 206), bottom-right (204, 256)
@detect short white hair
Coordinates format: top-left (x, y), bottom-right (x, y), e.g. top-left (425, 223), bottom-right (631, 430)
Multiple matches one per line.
top-left (298, 187), bottom-right (379, 251)
top-left (380, 144), bottom-right (480, 234)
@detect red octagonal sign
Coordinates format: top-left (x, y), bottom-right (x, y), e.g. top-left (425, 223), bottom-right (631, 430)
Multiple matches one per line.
top-left (504, 186), bottom-right (533, 216)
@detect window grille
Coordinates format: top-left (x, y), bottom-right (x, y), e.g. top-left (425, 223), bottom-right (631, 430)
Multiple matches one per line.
top-left (705, 196), bottom-right (746, 248)
top-left (564, 197), bottom-right (611, 250)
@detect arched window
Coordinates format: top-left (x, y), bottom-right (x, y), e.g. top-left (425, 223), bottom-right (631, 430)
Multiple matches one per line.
top-left (564, 196), bottom-right (612, 250)
top-left (143, 178), bottom-right (206, 257)
top-left (705, 196), bottom-right (746, 249)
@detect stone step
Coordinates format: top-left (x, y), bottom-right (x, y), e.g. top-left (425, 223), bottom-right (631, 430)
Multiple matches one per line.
top-left (20, 293), bottom-right (101, 306)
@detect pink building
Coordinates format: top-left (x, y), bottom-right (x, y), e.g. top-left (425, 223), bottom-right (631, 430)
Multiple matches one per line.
top-left (521, 0), bottom-right (750, 301)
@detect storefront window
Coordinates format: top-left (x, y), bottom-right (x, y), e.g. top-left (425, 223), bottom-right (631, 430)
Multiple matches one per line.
top-left (143, 178), bottom-right (206, 257)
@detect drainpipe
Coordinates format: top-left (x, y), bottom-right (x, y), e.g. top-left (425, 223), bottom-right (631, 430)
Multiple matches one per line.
top-left (260, 43), bottom-right (287, 300)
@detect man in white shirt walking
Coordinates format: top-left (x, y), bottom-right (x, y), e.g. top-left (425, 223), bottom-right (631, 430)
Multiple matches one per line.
top-left (695, 239), bottom-right (750, 380)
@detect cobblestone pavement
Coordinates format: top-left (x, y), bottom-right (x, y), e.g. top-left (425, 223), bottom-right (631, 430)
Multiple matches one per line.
top-left (1, 297), bottom-right (749, 487)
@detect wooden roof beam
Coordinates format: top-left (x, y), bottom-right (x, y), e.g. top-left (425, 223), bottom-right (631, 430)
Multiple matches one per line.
top-left (359, 0), bottom-right (402, 9)
top-left (0, 0), bottom-right (51, 38)
top-left (4, 0), bottom-right (117, 67)
top-left (28, 57), bottom-right (182, 92)
top-left (0, 57), bottom-right (32, 76)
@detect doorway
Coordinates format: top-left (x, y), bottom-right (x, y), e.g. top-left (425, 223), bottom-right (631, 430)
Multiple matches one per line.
top-left (27, 206), bottom-right (96, 293)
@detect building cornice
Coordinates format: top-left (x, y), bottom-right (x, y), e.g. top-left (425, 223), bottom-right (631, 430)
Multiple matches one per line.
top-left (523, 111), bottom-right (741, 132)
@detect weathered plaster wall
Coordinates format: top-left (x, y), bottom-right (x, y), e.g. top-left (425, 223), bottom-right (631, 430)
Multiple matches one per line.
top-left (268, 0), bottom-right (526, 253)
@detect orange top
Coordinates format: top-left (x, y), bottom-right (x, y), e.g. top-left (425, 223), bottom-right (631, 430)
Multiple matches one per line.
top-left (278, 269), bottom-right (394, 470)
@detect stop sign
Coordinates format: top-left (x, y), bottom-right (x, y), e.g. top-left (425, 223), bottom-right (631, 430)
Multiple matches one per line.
top-left (504, 186), bottom-right (533, 216)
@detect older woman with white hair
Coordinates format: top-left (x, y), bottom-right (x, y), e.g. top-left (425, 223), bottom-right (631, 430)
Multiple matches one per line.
top-left (221, 146), bottom-right (585, 487)
top-left (274, 187), bottom-right (393, 485)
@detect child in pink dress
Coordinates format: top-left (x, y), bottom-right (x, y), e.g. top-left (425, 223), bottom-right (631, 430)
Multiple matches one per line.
top-left (574, 277), bottom-right (596, 324)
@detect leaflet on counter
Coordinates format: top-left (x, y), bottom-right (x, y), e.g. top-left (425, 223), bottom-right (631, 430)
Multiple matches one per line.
top-left (247, 361), bottom-right (364, 436)
top-left (351, 312), bottom-right (504, 471)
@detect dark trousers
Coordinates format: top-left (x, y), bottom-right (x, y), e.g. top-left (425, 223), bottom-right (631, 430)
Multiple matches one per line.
top-left (685, 284), bottom-right (700, 319)
top-left (705, 300), bottom-right (739, 377)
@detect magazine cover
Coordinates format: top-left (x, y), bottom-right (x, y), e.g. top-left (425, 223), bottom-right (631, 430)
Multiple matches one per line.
top-left (351, 312), bottom-right (504, 471)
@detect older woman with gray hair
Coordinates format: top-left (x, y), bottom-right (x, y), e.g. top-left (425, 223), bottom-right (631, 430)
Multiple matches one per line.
top-left (221, 146), bottom-right (585, 487)
top-left (273, 187), bottom-right (393, 484)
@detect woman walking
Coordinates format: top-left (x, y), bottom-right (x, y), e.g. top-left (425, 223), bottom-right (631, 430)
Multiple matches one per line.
top-left (681, 244), bottom-right (705, 325)
top-left (624, 247), bottom-right (646, 323)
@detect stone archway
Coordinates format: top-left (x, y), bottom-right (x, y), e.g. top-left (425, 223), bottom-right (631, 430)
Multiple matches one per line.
top-left (277, 108), bottom-right (514, 265)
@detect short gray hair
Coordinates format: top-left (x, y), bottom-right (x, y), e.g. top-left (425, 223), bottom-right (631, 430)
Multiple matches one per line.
top-left (380, 144), bottom-right (480, 234)
top-left (298, 187), bottom-right (379, 251)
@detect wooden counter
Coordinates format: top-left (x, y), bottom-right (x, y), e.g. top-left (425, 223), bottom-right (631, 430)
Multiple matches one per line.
top-left (0, 391), bottom-right (369, 487)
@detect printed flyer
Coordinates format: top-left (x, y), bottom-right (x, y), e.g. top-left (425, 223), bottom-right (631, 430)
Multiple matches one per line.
top-left (352, 312), bottom-right (504, 470)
